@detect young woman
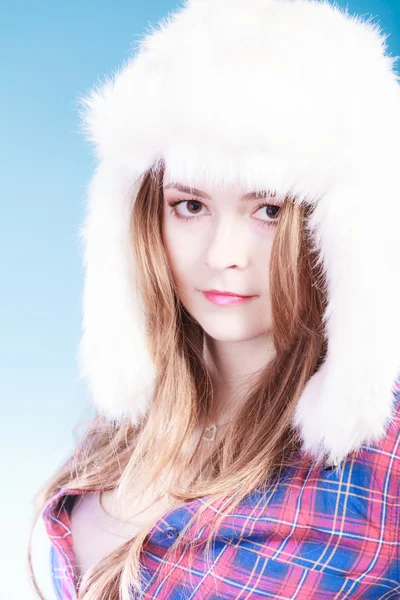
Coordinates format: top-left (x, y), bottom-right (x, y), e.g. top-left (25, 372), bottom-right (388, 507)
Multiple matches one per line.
top-left (28, 0), bottom-right (400, 598)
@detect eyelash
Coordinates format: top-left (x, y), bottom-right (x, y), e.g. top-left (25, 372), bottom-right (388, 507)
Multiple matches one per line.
top-left (167, 199), bottom-right (281, 228)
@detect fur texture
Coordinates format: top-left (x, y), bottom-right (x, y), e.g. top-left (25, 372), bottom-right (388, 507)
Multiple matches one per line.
top-left (77, 0), bottom-right (400, 466)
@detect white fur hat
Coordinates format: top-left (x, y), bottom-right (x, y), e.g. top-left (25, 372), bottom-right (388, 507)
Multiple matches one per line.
top-left (77, 0), bottom-right (400, 466)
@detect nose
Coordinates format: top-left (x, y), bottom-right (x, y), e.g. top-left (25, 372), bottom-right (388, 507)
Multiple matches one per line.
top-left (205, 218), bottom-right (250, 270)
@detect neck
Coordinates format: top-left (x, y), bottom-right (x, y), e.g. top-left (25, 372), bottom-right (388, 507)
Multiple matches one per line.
top-left (203, 332), bottom-right (276, 423)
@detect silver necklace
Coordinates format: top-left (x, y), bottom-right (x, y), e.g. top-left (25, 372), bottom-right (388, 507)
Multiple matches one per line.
top-left (202, 419), bottom-right (233, 442)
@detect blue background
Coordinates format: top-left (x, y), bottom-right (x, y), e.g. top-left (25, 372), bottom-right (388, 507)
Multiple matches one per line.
top-left (1, 1), bottom-right (399, 598)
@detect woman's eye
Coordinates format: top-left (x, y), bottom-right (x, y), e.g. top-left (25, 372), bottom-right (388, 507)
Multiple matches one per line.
top-left (253, 202), bottom-right (282, 227)
top-left (168, 198), bottom-right (207, 221)
top-left (181, 199), bottom-right (204, 215)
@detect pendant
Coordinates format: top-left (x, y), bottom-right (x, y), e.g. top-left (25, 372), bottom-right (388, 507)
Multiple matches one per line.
top-left (203, 424), bottom-right (217, 442)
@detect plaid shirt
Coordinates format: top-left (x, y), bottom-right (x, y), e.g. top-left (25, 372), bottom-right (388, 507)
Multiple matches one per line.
top-left (42, 379), bottom-right (400, 599)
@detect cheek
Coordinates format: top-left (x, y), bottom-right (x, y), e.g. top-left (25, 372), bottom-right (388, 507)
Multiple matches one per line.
top-left (162, 223), bottom-right (197, 284)
top-left (253, 237), bottom-right (274, 281)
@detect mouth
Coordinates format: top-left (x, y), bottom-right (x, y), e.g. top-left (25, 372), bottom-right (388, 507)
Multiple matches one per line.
top-left (201, 290), bottom-right (257, 306)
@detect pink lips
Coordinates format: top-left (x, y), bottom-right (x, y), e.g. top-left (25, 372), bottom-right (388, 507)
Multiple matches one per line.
top-left (202, 290), bottom-right (257, 306)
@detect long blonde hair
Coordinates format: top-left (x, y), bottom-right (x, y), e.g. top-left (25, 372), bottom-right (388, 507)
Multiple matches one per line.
top-left (27, 161), bottom-right (328, 599)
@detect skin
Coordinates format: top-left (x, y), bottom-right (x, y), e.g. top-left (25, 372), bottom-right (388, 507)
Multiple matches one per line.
top-left (162, 176), bottom-right (282, 424)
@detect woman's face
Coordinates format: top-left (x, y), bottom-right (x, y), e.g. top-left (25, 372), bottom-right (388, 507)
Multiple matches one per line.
top-left (161, 176), bottom-right (282, 342)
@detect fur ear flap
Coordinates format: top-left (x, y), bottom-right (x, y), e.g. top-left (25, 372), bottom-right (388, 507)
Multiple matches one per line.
top-left (77, 164), bottom-right (156, 425)
top-left (293, 176), bottom-right (400, 466)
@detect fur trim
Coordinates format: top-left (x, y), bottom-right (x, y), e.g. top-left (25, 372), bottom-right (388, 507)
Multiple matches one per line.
top-left (77, 0), bottom-right (400, 466)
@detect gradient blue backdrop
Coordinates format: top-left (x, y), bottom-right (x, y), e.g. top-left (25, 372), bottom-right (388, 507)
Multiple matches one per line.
top-left (2, 1), bottom-right (399, 598)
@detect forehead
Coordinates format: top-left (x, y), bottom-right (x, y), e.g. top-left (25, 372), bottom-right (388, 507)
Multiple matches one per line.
top-left (162, 178), bottom-right (277, 201)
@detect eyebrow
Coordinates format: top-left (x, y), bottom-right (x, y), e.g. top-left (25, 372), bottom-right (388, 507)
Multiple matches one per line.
top-left (163, 182), bottom-right (277, 201)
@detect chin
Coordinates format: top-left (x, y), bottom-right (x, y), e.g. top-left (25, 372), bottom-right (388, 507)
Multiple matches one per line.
top-left (197, 316), bottom-right (265, 343)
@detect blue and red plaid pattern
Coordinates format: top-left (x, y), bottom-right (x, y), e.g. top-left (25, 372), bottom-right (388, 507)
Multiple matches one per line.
top-left (42, 379), bottom-right (400, 599)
